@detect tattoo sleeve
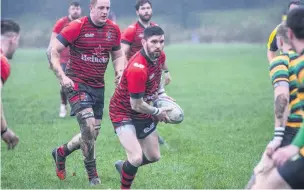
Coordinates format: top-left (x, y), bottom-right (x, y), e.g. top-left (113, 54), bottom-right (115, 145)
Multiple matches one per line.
top-left (274, 93), bottom-right (288, 127)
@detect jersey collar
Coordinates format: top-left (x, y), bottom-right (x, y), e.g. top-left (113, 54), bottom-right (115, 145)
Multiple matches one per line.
top-left (137, 20), bottom-right (151, 29)
top-left (140, 49), bottom-right (155, 65)
top-left (88, 15), bottom-right (106, 28)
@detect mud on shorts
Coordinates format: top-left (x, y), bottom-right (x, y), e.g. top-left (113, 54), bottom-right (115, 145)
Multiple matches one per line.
top-left (66, 82), bottom-right (105, 119)
top-left (278, 148), bottom-right (304, 189)
top-left (113, 117), bottom-right (157, 139)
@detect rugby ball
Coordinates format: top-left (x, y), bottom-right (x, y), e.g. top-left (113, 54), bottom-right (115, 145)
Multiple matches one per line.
top-left (153, 98), bottom-right (184, 124)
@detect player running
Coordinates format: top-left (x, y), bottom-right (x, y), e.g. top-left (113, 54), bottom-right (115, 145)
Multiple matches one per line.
top-left (121, 0), bottom-right (172, 144)
top-left (267, 0), bottom-right (302, 62)
top-left (49, 0), bottom-right (125, 186)
top-left (251, 7), bottom-right (304, 189)
top-left (246, 22), bottom-right (300, 188)
top-left (46, 1), bottom-right (82, 118)
top-left (1, 19), bottom-right (20, 150)
top-left (109, 25), bottom-right (171, 189)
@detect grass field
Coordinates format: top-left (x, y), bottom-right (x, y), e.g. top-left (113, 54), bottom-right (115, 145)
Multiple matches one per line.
top-left (1, 44), bottom-right (274, 189)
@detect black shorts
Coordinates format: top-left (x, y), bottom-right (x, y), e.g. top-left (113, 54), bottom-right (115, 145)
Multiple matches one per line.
top-left (61, 63), bottom-right (67, 73)
top-left (66, 83), bottom-right (105, 119)
top-left (113, 118), bottom-right (157, 139)
top-left (278, 152), bottom-right (304, 189)
top-left (280, 127), bottom-right (299, 147)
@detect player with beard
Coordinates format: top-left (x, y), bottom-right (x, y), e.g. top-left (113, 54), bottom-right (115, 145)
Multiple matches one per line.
top-left (110, 26), bottom-right (171, 189)
top-left (1, 19), bottom-right (20, 150)
top-left (49, 0), bottom-right (125, 186)
top-left (46, 1), bottom-right (82, 118)
top-left (121, 0), bottom-right (172, 144)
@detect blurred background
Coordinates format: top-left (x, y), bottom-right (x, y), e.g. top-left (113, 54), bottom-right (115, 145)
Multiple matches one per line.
top-left (2, 0), bottom-right (288, 47)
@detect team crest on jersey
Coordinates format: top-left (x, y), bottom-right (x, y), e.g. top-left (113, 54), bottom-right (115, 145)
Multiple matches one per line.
top-left (138, 33), bottom-right (144, 38)
top-left (106, 31), bottom-right (112, 41)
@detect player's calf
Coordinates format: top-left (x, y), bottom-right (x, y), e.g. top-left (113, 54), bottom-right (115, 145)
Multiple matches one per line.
top-left (76, 109), bottom-right (100, 184)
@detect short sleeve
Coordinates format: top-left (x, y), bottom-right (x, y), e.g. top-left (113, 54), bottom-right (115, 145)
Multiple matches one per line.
top-left (112, 22), bottom-right (122, 51)
top-left (126, 62), bottom-right (147, 98)
top-left (57, 19), bottom-right (83, 47)
top-left (121, 25), bottom-right (136, 45)
top-left (269, 55), bottom-right (289, 85)
top-left (52, 17), bottom-right (67, 34)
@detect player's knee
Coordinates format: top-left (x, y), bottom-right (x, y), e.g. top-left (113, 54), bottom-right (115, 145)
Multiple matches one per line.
top-left (148, 153), bottom-right (161, 163)
top-left (129, 154), bottom-right (143, 167)
top-left (76, 109), bottom-right (95, 138)
top-left (94, 125), bottom-right (101, 140)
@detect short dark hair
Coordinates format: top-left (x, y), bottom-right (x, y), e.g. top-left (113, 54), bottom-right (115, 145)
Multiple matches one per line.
top-left (70, 1), bottom-right (80, 7)
top-left (144, 26), bottom-right (164, 39)
top-left (1, 19), bottom-right (20, 35)
top-left (287, 7), bottom-right (304, 39)
top-left (135, 0), bottom-right (152, 11)
top-left (288, 0), bottom-right (303, 9)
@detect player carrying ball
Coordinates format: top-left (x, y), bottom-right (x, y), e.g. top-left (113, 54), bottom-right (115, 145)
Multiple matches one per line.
top-left (109, 26), bottom-right (171, 189)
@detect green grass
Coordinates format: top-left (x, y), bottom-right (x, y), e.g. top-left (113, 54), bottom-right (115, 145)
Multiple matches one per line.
top-left (1, 44), bottom-right (274, 189)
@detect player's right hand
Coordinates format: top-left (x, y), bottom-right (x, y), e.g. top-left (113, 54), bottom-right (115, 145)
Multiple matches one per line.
top-left (2, 128), bottom-right (19, 150)
top-left (60, 76), bottom-right (74, 92)
top-left (266, 139), bottom-right (282, 157)
top-left (156, 107), bottom-right (173, 123)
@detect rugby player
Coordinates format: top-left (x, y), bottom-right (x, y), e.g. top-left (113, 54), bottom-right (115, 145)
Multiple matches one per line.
top-left (49, 0), bottom-right (125, 185)
top-left (267, 0), bottom-right (302, 62)
top-left (121, 0), bottom-right (172, 144)
top-left (46, 1), bottom-right (82, 118)
top-left (109, 26), bottom-right (171, 189)
top-left (251, 7), bottom-right (304, 189)
top-left (246, 22), bottom-right (300, 188)
top-left (1, 19), bottom-right (20, 150)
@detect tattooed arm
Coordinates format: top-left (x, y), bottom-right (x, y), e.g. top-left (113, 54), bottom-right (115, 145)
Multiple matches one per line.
top-left (273, 83), bottom-right (289, 137)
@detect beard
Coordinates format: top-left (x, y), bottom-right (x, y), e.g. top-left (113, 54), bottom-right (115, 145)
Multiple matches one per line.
top-left (139, 13), bottom-right (152, 22)
top-left (147, 47), bottom-right (161, 60)
top-left (71, 13), bottom-right (81, 20)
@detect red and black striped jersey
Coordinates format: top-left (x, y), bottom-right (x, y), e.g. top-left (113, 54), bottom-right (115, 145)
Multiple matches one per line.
top-left (109, 49), bottom-right (165, 122)
top-left (121, 21), bottom-right (157, 60)
top-left (57, 16), bottom-right (121, 87)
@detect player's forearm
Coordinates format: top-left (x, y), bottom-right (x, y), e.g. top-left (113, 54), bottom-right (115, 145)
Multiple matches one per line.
top-left (46, 46), bottom-right (52, 65)
top-left (162, 62), bottom-right (169, 72)
top-left (51, 49), bottom-right (65, 80)
top-left (292, 126), bottom-right (304, 148)
top-left (267, 50), bottom-right (277, 63)
top-left (130, 98), bottom-right (158, 115)
top-left (273, 90), bottom-right (289, 140)
top-left (112, 54), bottom-right (125, 75)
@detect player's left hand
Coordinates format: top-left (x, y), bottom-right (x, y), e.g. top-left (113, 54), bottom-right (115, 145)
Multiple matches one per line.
top-left (164, 72), bottom-right (171, 86)
top-left (266, 139), bottom-right (282, 157)
top-left (272, 144), bottom-right (300, 167)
